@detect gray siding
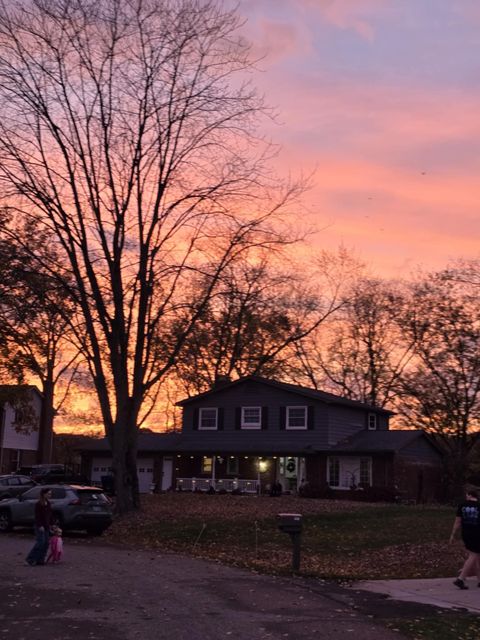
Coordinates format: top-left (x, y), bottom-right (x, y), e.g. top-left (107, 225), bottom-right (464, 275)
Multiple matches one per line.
top-left (327, 405), bottom-right (368, 446)
top-left (180, 380), bottom-right (389, 451)
top-left (182, 380), bottom-right (330, 448)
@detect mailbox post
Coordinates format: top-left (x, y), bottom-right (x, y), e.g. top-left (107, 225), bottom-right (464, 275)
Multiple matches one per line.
top-left (277, 513), bottom-right (302, 573)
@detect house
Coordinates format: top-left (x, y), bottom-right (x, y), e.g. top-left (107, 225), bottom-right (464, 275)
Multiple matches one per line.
top-left (79, 376), bottom-right (445, 501)
top-left (0, 385), bottom-right (45, 474)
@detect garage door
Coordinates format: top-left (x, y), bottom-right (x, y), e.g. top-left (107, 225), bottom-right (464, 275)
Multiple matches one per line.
top-left (90, 457), bottom-right (154, 493)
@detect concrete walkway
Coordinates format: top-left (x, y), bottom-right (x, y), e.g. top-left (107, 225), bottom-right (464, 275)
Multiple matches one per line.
top-left (352, 577), bottom-right (480, 614)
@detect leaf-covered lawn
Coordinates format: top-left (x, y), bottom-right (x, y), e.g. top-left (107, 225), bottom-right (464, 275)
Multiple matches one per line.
top-left (104, 493), bottom-right (466, 580)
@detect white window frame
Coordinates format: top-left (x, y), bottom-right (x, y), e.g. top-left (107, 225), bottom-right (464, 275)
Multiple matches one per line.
top-left (241, 406), bottom-right (261, 429)
top-left (327, 456), bottom-right (372, 489)
top-left (368, 413), bottom-right (377, 431)
top-left (286, 406), bottom-right (308, 430)
top-left (199, 407), bottom-right (218, 430)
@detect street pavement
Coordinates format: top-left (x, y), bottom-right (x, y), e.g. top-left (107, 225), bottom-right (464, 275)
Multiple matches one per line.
top-left (0, 533), bottom-right (477, 639)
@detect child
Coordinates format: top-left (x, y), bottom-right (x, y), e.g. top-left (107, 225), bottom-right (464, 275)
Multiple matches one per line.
top-left (46, 525), bottom-right (63, 563)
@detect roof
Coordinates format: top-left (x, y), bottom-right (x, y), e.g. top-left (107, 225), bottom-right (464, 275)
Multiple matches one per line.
top-left (79, 431), bottom-right (326, 456)
top-left (328, 429), bottom-right (441, 454)
top-left (176, 376), bottom-right (393, 414)
top-left (0, 384), bottom-right (43, 402)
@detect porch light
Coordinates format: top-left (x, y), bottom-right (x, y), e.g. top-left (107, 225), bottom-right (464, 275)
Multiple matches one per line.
top-left (259, 460), bottom-right (268, 473)
top-left (244, 456), bottom-right (248, 459)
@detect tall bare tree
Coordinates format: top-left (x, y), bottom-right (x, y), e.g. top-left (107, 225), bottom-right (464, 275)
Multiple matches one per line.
top-left (0, 0), bottom-right (302, 512)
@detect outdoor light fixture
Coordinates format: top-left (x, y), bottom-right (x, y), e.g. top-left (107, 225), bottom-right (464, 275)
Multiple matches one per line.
top-left (259, 460), bottom-right (268, 473)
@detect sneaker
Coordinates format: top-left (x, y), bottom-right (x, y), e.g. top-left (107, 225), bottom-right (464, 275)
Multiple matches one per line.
top-left (24, 560), bottom-right (36, 566)
top-left (453, 578), bottom-right (468, 590)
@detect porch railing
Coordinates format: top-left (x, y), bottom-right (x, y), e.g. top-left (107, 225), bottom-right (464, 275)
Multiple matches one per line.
top-left (176, 477), bottom-right (259, 494)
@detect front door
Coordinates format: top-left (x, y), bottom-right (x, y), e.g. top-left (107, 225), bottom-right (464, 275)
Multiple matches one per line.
top-left (161, 457), bottom-right (173, 491)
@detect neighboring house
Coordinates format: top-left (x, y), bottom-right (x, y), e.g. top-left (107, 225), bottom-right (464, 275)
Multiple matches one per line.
top-left (79, 376), bottom-right (445, 501)
top-left (0, 385), bottom-right (45, 474)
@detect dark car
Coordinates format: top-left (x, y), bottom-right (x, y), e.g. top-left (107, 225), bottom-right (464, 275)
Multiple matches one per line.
top-left (0, 484), bottom-right (113, 535)
top-left (30, 464), bottom-right (89, 485)
top-left (0, 475), bottom-right (37, 500)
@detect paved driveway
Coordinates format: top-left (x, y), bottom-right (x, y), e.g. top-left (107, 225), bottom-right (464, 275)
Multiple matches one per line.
top-left (0, 533), bottom-right (409, 640)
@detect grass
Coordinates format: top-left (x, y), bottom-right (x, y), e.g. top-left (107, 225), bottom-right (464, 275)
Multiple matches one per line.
top-left (104, 493), bottom-right (463, 580)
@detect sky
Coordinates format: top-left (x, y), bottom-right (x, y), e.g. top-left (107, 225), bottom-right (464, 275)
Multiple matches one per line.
top-left (233, 0), bottom-right (480, 276)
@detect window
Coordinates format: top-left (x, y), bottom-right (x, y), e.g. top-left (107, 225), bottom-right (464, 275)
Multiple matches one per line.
top-left (359, 458), bottom-right (371, 486)
top-left (328, 458), bottom-right (340, 487)
top-left (368, 413), bottom-right (377, 430)
top-left (241, 407), bottom-right (261, 429)
top-left (327, 456), bottom-right (372, 489)
top-left (227, 457), bottom-right (239, 475)
top-left (202, 457), bottom-right (213, 473)
top-left (286, 406), bottom-right (307, 430)
top-left (199, 408), bottom-right (218, 430)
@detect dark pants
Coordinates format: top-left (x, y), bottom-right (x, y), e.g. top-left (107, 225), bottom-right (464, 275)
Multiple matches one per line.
top-left (26, 527), bottom-right (50, 565)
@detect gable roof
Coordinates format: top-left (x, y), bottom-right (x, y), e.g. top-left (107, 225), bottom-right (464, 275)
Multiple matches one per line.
top-left (329, 429), bottom-right (442, 455)
top-left (176, 376), bottom-right (393, 414)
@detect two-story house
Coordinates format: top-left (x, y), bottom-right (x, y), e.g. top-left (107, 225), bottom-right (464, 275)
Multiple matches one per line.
top-left (80, 376), bottom-right (445, 501)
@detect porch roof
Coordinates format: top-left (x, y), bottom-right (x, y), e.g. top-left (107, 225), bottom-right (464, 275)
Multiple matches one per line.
top-left (79, 431), bottom-right (319, 456)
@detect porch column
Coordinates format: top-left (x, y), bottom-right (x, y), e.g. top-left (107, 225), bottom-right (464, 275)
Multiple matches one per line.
top-left (257, 457), bottom-right (261, 496)
top-left (211, 455), bottom-right (216, 490)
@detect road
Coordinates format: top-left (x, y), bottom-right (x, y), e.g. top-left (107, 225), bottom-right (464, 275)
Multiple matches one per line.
top-left (1, 533), bottom-right (421, 640)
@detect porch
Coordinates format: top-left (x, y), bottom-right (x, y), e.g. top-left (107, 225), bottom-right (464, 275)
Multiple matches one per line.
top-left (176, 477), bottom-right (259, 493)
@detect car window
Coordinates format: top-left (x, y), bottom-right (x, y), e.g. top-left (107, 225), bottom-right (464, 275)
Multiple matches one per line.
top-left (0, 478), bottom-right (7, 486)
top-left (7, 477), bottom-right (20, 486)
top-left (21, 487), bottom-right (43, 500)
top-left (76, 490), bottom-right (109, 504)
top-left (50, 488), bottom-right (66, 499)
top-left (19, 476), bottom-right (33, 485)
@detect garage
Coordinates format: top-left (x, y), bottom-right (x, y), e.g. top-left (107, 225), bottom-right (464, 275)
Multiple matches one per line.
top-left (90, 457), bottom-right (154, 493)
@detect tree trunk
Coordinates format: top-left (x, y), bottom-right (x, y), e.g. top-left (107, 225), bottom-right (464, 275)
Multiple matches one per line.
top-left (38, 377), bottom-right (55, 464)
top-left (110, 414), bottom-right (140, 514)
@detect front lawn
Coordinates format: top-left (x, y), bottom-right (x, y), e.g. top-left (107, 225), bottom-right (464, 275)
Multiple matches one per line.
top-left (104, 493), bottom-right (464, 581)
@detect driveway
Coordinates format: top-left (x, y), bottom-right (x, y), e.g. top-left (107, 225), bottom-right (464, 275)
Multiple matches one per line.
top-left (0, 533), bottom-right (461, 640)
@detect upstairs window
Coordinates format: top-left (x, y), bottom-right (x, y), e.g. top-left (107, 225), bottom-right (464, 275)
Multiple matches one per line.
top-left (368, 413), bottom-right (377, 431)
top-left (241, 407), bottom-right (261, 429)
top-left (199, 408), bottom-right (218, 430)
top-left (286, 406), bottom-right (307, 430)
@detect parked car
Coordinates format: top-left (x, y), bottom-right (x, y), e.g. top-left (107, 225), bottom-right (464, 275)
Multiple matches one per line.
top-left (0, 475), bottom-right (37, 500)
top-left (0, 484), bottom-right (113, 535)
top-left (30, 464), bottom-right (89, 485)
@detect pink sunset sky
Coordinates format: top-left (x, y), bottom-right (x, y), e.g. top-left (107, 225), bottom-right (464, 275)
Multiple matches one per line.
top-left (233, 0), bottom-right (480, 276)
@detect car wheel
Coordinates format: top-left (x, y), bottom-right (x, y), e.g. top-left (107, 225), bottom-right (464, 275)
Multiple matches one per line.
top-left (0, 509), bottom-right (12, 532)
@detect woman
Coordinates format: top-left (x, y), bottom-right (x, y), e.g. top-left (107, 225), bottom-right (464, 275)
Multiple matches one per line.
top-left (450, 488), bottom-right (480, 589)
top-left (25, 487), bottom-right (52, 567)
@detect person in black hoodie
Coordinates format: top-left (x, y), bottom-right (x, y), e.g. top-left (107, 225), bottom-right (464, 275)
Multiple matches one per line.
top-left (25, 487), bottom-right (52, 566)
top-left (450, 488), bottom-right (480, 589)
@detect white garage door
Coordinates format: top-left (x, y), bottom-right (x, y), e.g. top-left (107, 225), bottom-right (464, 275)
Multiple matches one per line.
top-left (90, 457), bottom-right (154, 493)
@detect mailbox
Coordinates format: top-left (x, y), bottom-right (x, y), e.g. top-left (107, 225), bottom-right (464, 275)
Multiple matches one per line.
top-left (277, 513), bottom-right (302, 534)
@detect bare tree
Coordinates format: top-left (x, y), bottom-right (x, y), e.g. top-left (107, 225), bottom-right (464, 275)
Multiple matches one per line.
top-left (170, 257), bottom-right (339, 396)
top-left (396, 271), bottom-right (480, 495)
top-left (0, 0), bottom-right (303, 512)
top-left (294, 270), bottom-right (413, 408)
